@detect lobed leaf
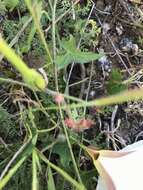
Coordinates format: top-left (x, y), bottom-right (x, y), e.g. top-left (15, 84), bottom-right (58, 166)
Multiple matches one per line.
top-left (56, 36), bottom-right (102, 69)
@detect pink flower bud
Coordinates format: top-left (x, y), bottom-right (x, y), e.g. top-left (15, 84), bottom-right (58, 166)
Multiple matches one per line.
top-left (54, 94), bottom-right (64, 104)
top-left (64, 118), bottom-right (75, 128)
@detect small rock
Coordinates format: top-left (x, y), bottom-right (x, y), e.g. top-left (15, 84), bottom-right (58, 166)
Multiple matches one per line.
top-left (120, 37), bottom-right (139, 54)
top-left (116, 23), bottom-right (123, 36)
top-left (120, 38), bottom-right (133, 52)
top-left (132, 44), bottom-right (139, 55)
top-left (104, 5), bottom-right (112, 12)
top-left (98, 55), bottom-right (112, 73)
top-left (89, 90), bottom-right (96, 97)
top-left (102, 23), bottom-right (110, 34)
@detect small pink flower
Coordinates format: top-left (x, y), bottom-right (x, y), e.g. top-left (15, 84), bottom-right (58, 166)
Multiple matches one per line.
top-left (64, 118), bottom-right (75, 128)
top-left (64, 118), bottom-right (94, 132)
top-left (78, 119), bottom-right (94, 130)
top-left (54, 94), bottom-right (64, 104)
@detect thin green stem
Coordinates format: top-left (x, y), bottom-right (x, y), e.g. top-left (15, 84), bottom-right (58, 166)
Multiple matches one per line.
top-left (32, 150), bottom-right (38, 190)
top-left (52, 0), bottom-right (59, 91)
top-left (0, 77), bottom-right (29, 87)
top-left (48, 0), bottom-right (53, 12)
top-left (38, 126), bottom-right (57, 133)
top-left (0, 78), bottom-right (84, 103)
top-left (58, 107), bottom-right (84, 186)
top-left (25, 0), bottom-right (52, 63)
top-left (40, 88), bottom-right (143, 111)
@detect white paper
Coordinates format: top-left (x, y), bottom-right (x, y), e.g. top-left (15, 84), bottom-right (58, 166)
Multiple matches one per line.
top-left (96, 140), bottom-right (143, 190)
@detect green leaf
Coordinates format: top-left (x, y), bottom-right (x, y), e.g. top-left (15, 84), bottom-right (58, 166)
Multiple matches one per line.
top-left (106, 69), bottom-right (127, 95)
top-left (47, 167), bottom-right (56, 190)
top-left (0, 109), bottom-right (38, 190)
top-left (21, 22), bottom-right (36, 53)
top-left (0, 157), bottom-right (26, 189)
top-left (62, 35), bottom-right (77, 53)
top-left (56, 35), bottom-right (102, 69)
top-left (55, 53), bottom-right (73, 70)
top-left (74, 51), bottom-right (102, 64)
top-left (52, 143), bottom-right (72, 169)
top-left (0, 0), bottom-right (6, 14)
top-left (38, 151), bottom-right (85, 190)
top-left (4, 0), bottom-right (19, 10)
top-left (81, 169), bottom-right (97, 188)
top-left (0, 138), bottom-right (36, 189)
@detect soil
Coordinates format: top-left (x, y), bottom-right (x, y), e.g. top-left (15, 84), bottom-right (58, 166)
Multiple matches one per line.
top-left (68, 0), bottom-right (143, 148)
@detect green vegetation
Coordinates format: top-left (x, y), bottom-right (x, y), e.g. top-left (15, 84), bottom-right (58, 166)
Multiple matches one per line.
top-left (56, 35), bottom-right (102, 69)
top-left (106, 69), bottom-right (127, 95)
top-left (0, 1), bottom-right (143, 190)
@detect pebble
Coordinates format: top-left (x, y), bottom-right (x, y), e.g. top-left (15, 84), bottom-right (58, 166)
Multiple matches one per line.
top-left (98, 55), bottom-right (112, 73)
top-left (120, 37), bottom-right (139, 54)
top-left (102, 23), bottom-right (111, 34)
top-left (116, 23), bottom-right (123, 36)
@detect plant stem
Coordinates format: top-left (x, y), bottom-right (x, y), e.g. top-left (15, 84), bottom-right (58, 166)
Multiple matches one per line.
top-left (52, 0), bottom-right (59, 91)
top-left (58, 107), bottom-right (84, 186)
top-left (38, 149), bottom-right (86, 190)
top-left (0, 37), bottom-right (29, 75)
top-left (25, 0), bottom-right (52, 63)
top-left (0, 37), bottom-right (46, 90)
top-left (43, 88), bottom-right (143, 110)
